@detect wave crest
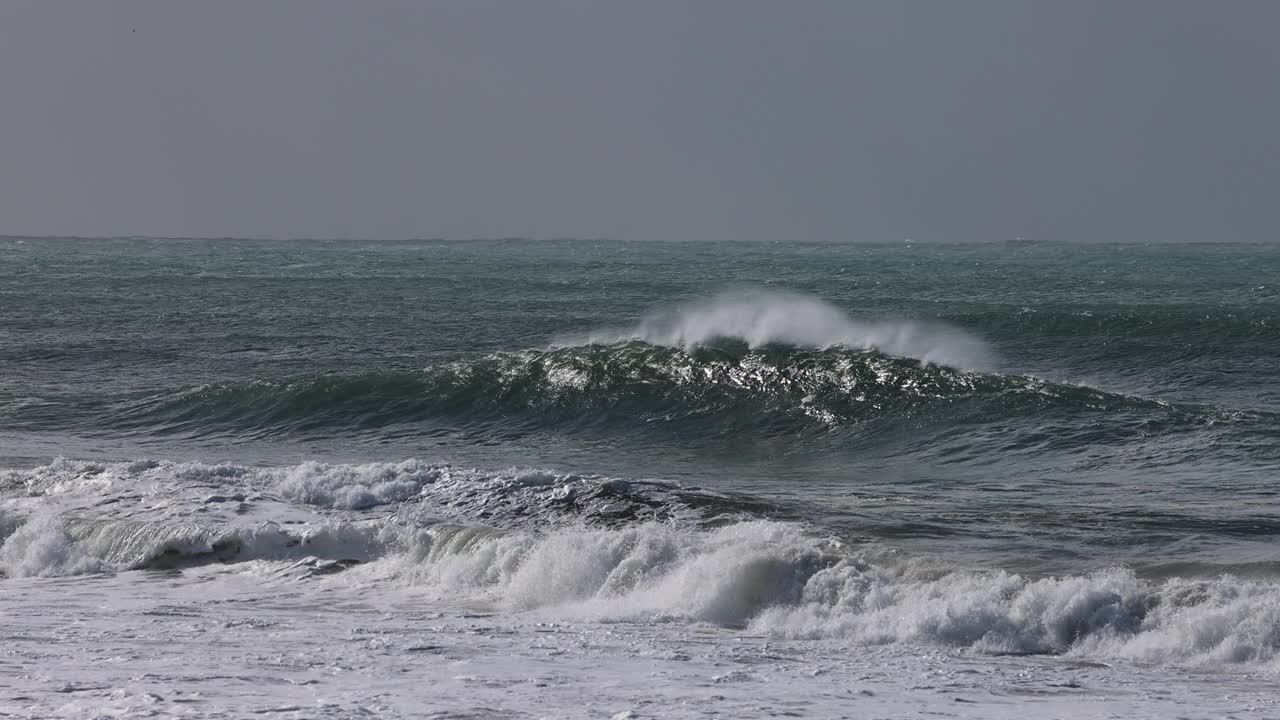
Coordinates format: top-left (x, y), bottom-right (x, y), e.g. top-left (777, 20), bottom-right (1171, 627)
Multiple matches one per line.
top-left (561, 289), bottom-right (994, 369)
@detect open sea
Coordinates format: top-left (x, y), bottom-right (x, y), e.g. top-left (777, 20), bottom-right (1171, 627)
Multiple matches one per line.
top-left (2, 237), bottom-right (1279, 718)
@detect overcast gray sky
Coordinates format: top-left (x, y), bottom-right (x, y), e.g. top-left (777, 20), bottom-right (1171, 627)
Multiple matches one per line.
top-left (1, 1), bottom-right (1277, 241)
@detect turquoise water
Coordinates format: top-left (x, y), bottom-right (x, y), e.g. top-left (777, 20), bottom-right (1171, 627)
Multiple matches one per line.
top-left (3, 237), bottom-right (1278, 574)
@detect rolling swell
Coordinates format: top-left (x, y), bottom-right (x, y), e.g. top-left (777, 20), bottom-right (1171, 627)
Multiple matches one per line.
top-left (97, 342), bottom-right (1261, 449)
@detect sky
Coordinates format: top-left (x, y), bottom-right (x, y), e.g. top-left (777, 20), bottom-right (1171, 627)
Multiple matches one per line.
top-left (1, 1), bottom-right (1277, 242)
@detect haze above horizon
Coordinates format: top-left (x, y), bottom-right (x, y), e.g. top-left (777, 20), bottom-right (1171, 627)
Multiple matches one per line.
top-left (2, 1), bottom-right (1277, 243)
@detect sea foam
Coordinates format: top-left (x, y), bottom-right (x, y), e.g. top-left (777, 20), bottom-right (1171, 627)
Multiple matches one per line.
top-left (6, 457), bottom-right (1280, 668)
top-left (397, 519), bottom-right (1280, 667)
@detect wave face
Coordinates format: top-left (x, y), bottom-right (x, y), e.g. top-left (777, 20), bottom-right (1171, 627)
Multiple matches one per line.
top-left (81, 343), bottom-right (1267, 454)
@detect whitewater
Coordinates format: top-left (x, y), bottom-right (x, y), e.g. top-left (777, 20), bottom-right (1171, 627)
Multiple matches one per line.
top-left (3, 238), bottom-right (1279, 718)
top-left (5, 458), bottom-right (1280, 718)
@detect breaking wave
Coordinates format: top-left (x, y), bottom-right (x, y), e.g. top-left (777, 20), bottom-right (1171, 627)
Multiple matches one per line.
top-left (0, 458), bottom-right (782, 577)
top-left (3, 457), bottom-right (1280, 668)
top-left (402, 520), bottom-right (1280, 667)
top-left (558, 289), bottom-right (994, 369)
top-left (0, 513), bottom-right (386, 578)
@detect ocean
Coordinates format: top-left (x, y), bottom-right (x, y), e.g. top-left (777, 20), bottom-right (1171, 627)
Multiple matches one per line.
top-left (2, 237), bottom-right (1279, 718)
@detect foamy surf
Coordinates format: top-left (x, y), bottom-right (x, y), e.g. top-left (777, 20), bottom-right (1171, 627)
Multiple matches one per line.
top-left (4, 457), bottom-right (1280, 671)
top-left (7, 561), bottom-right (1275, 720)
top-left (387, 520), bottom-right (1280, 668)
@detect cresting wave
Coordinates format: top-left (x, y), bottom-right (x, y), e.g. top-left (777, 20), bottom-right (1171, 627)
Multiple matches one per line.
top-left (557, 290), bottom-right (994, 369)
top-left (13, 288), bottom-right (1270, 446)
top-left (3, 458), bottom-right (1280, 668)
